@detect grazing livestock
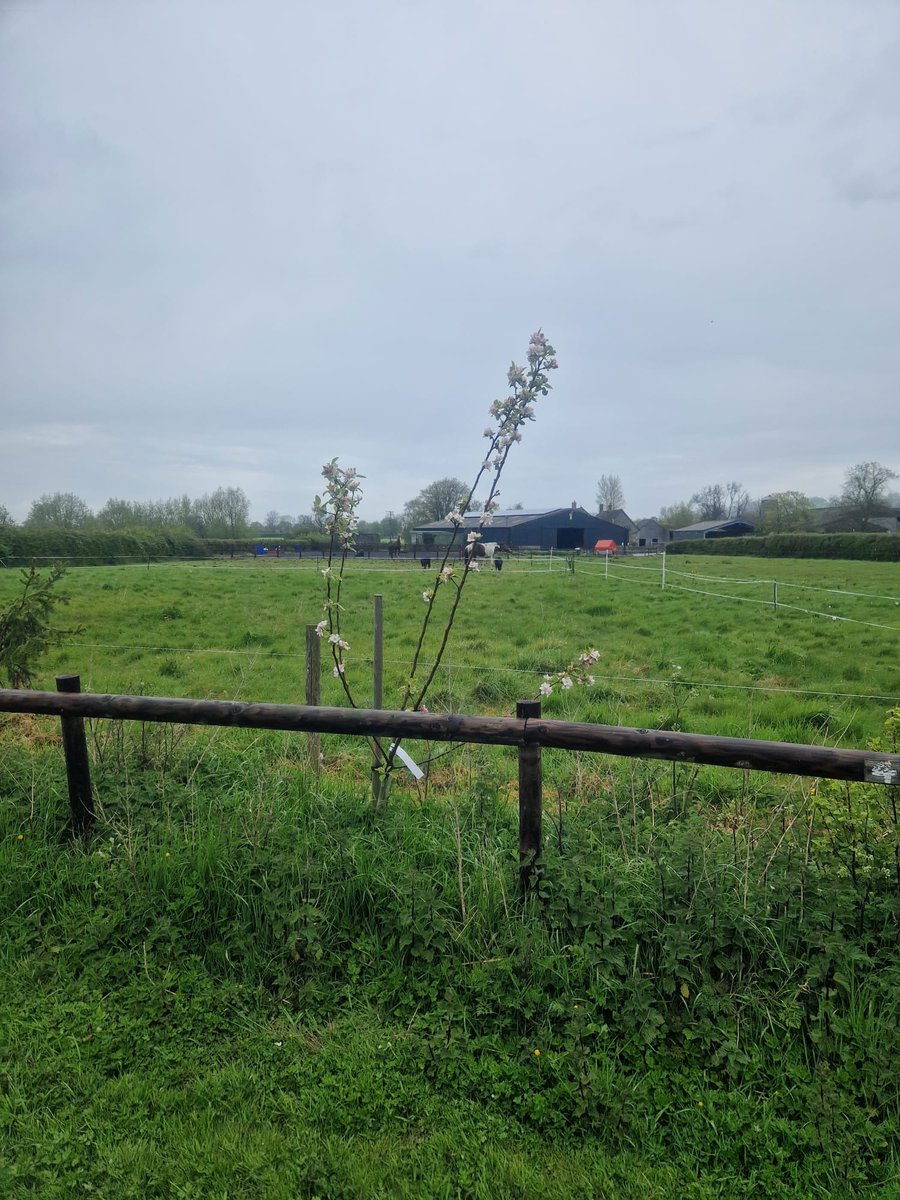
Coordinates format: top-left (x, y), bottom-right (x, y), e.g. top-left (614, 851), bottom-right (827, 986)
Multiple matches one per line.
top-left (388, 538), bottom-right (402, 559)
top-left (464, 541), bottom-right (513, 570)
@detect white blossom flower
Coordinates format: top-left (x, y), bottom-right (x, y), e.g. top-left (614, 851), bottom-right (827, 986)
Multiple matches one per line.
top-left (423, 590), bottom-right (432, 602)
top-left (561, 675), bottom-right (574, 690)
top-left (332, 663), bottom-right (345, 676)
top-left (315, 620), bottom-right (328, 637)
top-left (539, 681), bottom-right (553, 697)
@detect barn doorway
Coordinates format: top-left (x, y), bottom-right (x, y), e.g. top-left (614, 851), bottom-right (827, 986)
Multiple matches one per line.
top-left (556, 528), bottom-right (584, 550)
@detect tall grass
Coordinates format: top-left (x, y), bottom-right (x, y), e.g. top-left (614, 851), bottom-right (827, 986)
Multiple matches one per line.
top-left (1, 556), bottom-right (898, 1196)
top-left (2, 715), bottom-right (899, 1196)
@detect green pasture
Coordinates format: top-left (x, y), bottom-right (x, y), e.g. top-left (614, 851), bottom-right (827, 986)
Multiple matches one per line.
top-left (1, 551), bottom-right (896, 749)
top-left (1, 554), bottom-right (899, 1197)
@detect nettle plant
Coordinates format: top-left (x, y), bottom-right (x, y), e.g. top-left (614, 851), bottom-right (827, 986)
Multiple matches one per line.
top-left (312, 331), bottom-right (595, 802)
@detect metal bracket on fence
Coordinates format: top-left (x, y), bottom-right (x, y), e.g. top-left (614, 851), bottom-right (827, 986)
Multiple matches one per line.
top-left (865, 758), bottom-right (900, 785)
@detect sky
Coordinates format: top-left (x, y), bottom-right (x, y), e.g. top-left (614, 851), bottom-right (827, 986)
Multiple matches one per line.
top-left (2, 0), bottom-right (899, 525)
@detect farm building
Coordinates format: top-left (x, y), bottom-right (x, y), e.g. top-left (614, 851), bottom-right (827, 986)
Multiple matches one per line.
top-left (411, 504), bottom-right (629, 552)
top-left (633, 518), bottom-right (669, 548)
top-left (671, 518), bottom-right (756, 541)
top-left (597, 508), bottom-right (638, 535)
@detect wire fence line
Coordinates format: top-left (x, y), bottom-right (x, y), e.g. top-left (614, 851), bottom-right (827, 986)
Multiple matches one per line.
top-left (662, 582), bottom-right (899, 633)
top-left (6, 550), bottom-right (899, 600)
top-left (61, 641), bottom-right (899, 704)
top-left (663, 567), bottom-right (900, 604)
top-left (573, 557), bottom-right (900, 633)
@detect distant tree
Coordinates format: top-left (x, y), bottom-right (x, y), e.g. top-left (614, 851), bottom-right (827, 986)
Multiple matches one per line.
top-left (263, 511), bottom-right (296, 537)
top-left (758, 491), bottom-right (815, 534)
top-left (841, 461), bottom-right (898, 527)
top-left (378, 512), bottom-right (402, 537)
top-left (403, 477), bottom-right (471, 527)
top-left (25, 492), bottom-right (93, 529)
top-left (160, 495), bottom-right (195, 529)
top-left (0, 504), bottom-right (14, 528)
top-left (724, 480), bottom-right (750, 518)
top-left (658, 501), bottom-right (698, 528)
top-left (690, 481), bottom-right (748, 521)
top-left (96, 498), bottom-right (143, 529)
top-left (219, 486), bottom-right (250, 538)
top-left (296, 512), bottom-right (326, 533)
top-left (690, 484), bottom-right (726, 520)
top-left (189, 487), bottom-right (250, 538)
top-left (596, 474), bottom-right (625, 512)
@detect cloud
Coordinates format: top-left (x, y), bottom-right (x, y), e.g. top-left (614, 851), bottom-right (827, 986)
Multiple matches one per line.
top-left (1, 0), bottom-right (899, 524)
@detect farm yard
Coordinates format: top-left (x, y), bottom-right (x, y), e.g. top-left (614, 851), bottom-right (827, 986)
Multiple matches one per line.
top-left (1, 553), bottom-right (899, 1198)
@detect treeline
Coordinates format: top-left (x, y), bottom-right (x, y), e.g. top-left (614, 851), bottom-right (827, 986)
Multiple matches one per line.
top-left (0, 489), bottom-right (406, 542)
top-left (0, 530), bottom-right (383, 567)
top-left (2, 488), bottom-right (252, 539)
top-left (0, 529), bottom-right (213, 567)
top-left (0, 528), bottom-right (352, 564)
top-left (666, 532), bottom-right (900, 561)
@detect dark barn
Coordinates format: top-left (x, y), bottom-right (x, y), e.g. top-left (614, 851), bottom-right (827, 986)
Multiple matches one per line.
top-left (670, 518), bottom-right (756, 541)
top-left (412, 505), bottom-right (629, 552)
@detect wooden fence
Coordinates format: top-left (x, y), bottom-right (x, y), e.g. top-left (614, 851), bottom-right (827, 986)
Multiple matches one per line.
top-left (2, 676), bottom-right (898, 888)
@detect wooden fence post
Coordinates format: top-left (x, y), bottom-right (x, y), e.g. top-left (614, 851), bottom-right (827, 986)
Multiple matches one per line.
top-left (55, 674), bottom-right (94, 842)
top-left (517, 699), bottom-right (542, 891)
top-left (372, 594), bottom-right (384, 801)
top-left (305, 625), bottom-right (321, 773)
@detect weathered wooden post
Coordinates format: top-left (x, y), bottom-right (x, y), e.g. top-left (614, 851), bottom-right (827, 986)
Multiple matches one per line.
top-left (305, 625), bottom-right (321, 773)
top-left (371, 594), bottom-right (384, 801)
top-left (55, 674), bottom-right (94, 842)
top-left (517, 699), bottom-right (542, 891)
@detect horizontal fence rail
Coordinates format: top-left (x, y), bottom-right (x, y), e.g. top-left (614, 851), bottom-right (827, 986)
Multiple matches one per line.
top-left (2, 686), bottom-right (897, 784)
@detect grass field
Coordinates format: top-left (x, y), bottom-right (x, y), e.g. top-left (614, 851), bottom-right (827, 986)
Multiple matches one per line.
top-left (3, 551), bottom-right (898, 741)
top-left (1, 553), bottom-right (899, 1197)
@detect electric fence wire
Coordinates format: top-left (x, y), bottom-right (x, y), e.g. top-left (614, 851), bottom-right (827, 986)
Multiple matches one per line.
top-left (663, 566), bottom-right (900, 603)
top-left (663, 582), bottom-right (900, 632)
top-left (61, 641), bottom-right (899, 704)
top-left (569, 560), bottom-right (900, 631)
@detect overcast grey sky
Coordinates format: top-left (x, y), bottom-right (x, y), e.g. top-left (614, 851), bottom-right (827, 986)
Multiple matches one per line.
top-left (2, 0), bottom-right (898, 524)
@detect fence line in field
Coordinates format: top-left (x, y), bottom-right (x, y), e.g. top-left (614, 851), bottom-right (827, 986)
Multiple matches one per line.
top-left (582, 560), bottom-right (900, 632)
top-left (2, 678), bottom-right (898, 887)
top-left (663, 583), bottom-right (900, 632)
top-left (60, 641), bottom-right (900, 704)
